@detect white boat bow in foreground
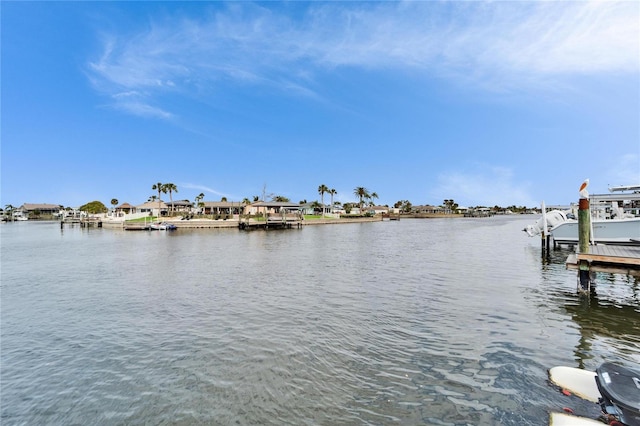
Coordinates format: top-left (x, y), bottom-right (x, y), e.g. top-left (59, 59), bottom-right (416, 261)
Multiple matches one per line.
top-left (549, 363), bottom-right (640, 426)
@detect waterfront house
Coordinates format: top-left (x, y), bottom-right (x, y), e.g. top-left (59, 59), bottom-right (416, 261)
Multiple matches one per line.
top-left (413, 205), bottom-right (444, 214)
top-left (17, 203), bottom-right (63, 219)
top-left (299, 202), bottom-right (332, 216)
top-left (137, 200), bottom-right (167, 217)
top-left (165, 200), bottom-right (193, 213)
top-left (251, 201), bottom-right (303, 216)
top-left (202, 201), bottom-right (245, 216)
top-left (369, 205), bottom-right (389, 215)
top-left (115, 203), bottom-right (136, 215)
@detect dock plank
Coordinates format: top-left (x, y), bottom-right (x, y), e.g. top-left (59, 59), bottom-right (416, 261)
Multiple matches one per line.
top-left (566, 243), bottom-right (640, 276)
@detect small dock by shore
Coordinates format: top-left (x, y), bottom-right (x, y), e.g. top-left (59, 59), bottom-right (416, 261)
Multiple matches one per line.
top-left (61, 217), bottom-right (102, 228)
top-left (239, 214), bottom-right (303, 230)
top-left (566, 244), bottom-right (640, 277)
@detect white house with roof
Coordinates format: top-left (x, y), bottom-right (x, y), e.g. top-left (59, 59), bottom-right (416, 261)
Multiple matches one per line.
top-left (16, 203), bottom-right (63, 218)
top-left (137, 200), bottom-right (168, 217)
top-left (369, 205), bottom-right (389, 215)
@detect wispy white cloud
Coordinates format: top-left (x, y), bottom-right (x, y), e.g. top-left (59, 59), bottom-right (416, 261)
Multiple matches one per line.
top-left (87, 1), bottom-right (639, 116)
top-left (431, 165), bottom-right (538, 208)
top-left (181, 183), bottom-right (229, 198)
top-left (110, 95), bottom-right (174, 120)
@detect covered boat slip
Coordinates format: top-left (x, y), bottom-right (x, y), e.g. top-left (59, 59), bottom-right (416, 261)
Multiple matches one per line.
top-left (566, 244), bottom-right (640, 277)
top-left (239, 201), bottom-right (303, 230)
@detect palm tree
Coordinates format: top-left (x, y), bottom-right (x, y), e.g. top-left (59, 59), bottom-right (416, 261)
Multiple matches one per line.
top-left (194, 193), bottom-right (205, 215)
top-left (443, 199), bottom-right (457, 213)
top-left (111, 199), bottom-right (118, 214)
top-left (370, 192), bottom-right (379, 206)
top-left (318, 184), bottom-right (329, 218)
top-left (329, 189), bottom-right (337, 214)
top-left (163, 183), bottom-right (178, 214)
top-left (4, 204), bottom-right (14, 221)
top-left (354, 187), bottom-right (370, 214)
top-left (152, 182), bottom-right (166, 219)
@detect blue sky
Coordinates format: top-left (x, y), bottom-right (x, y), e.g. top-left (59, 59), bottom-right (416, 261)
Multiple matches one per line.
top-left (2, 1), bottom-right (639, 209)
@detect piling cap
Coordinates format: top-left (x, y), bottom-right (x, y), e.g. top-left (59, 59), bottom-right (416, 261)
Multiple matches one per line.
top-left (579, 198), bottom-right (589, 210)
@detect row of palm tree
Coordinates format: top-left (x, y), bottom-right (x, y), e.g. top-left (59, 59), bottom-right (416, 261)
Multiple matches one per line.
top-left (151, 182), bottom-right (179, 214)
top-left (354, 187), bottom-right (378, 214)
top-left (194, 192), bottom-right (205, 213)
top-left (136, 182), bottom-right (377, 217)
top-left (317, 185), bottom-right (338, 218)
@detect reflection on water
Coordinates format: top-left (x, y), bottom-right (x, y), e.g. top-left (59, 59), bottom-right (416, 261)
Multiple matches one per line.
top-left (1, 217), bottom-right (638, 425)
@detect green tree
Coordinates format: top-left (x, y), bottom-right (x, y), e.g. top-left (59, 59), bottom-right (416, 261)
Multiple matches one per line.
top-left (329, 188), bottom-right (337, 214)
top-left (354, 187), bottom-right (370, 214)
top-left (152, 182), bottom-right (166, 218)
top-left (4, 204), bottom-right (15, 221)
top-left (194, 193), bottom-right (205, 215)
top-left (394, 200), bottom-right (412, 212)
top-left (318, 184), bottom-right (329, 218)
top-left (153, 182), bottom-right (165, 201)
top-left (370, 192), bottom-right (379, 206)
top-left (273, 195), bottom-right (290, 202)
top-left (79, 201), bottom-right (108, 214)
top-left (111, 198), bottom-right (118, 212)
top-left (163, 183), bottom-right (178, 214)
top-left (443, 199), bottom-right (458, 213)
top-left (221, 196), bottom-right (228, 202)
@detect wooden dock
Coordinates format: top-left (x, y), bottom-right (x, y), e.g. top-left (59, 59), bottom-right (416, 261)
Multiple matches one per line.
top-left (239, 214), bottom-right (303, 230)
top-left (61, 218), bottom-right (102, 228)
top-left (566, 244), bottom-right (640, 277)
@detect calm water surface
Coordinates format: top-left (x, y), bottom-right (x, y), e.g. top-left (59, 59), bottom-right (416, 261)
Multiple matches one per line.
top-left (2, 217), bottom-right (639, 425)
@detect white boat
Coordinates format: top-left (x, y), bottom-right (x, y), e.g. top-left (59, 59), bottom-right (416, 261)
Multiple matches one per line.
top-left (549, 216), bottom-right (640, 245)
top-left (148, 222), bottom-right (176, 231)
top-left (524, 184), bottom-right (640, 245)
top-left (549, 363), bottom-right (640, 426)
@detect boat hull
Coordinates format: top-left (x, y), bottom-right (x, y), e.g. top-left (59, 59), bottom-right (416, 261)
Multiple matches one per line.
top-left (550, 218), bottom-right (640, 245)
top-left (549, 364), bottom-right (640, 426)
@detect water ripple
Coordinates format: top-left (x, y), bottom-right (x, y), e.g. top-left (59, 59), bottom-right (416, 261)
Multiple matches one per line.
top-left (2, 218), bottom-right (638, 425)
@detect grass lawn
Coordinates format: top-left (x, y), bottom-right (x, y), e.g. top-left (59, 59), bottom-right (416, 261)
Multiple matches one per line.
top-left (125, 216), bottom-right (157, 223)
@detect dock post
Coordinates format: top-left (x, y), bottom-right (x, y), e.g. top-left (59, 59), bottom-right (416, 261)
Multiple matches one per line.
top-left (578, 198), bottom-right (590, 255)
top-left (578, 260), bottom-right (591, 294)
top-left (577, 193), bottom-right (591, 293)
top-left (540, 201), bottom-right (549, 253)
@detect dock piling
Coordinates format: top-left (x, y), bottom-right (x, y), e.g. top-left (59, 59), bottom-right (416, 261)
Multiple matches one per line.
top-left (577, 187), bottom-right (592, 293)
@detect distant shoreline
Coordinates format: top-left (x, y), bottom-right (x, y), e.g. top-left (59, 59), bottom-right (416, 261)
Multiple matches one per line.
top-left (7, 212), bottom-right (511, 229)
